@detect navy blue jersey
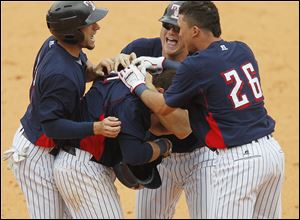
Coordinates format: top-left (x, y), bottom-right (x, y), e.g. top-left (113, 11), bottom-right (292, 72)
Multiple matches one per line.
top-left (121, 37), bottom-right (162, 57)
top-left (80, 80), bottom-right (152, 165)
top-left (122, 37), bottom-right (201, 152)
top-left (21, 36), bottom-right (89, 147)
top-left (164, 40), bottom-right (275, 149)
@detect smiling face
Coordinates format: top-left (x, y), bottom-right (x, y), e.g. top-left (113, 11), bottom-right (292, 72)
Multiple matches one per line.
top-left (79, 22), bottom-right (100, 50)
top-left (160, 22), bottom-right (187, 60)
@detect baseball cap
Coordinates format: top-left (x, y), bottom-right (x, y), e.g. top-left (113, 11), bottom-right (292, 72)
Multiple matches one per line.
top-left (159, 1), bottom-right (186, 26)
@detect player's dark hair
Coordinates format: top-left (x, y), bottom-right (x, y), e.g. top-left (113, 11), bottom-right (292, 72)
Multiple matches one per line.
top-left (179, 1), bottom-right (221, 37)
top-left (152, 69), bottom-right (176, 90)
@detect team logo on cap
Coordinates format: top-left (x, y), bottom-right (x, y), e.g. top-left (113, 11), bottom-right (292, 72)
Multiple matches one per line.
top-left (170, 4), bottom-right (180, 20)
top-left (83, 1), bottom-right (96, 11)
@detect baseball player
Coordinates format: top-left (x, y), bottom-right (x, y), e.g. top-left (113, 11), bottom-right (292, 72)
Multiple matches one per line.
top-left (52, 69), bottom-right (186, 218)
top-left (116, 2), bottom-right (216, 219)
top-left (2, 1), bottom-right (121, 219)
top-left (118, 1), bottom-right (285, 219)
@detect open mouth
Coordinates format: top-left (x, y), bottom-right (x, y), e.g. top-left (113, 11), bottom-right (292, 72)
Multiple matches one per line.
top-left (166, 37), bottom-right (178, 47)
top-left (90, 34), bottom-right (96, 42)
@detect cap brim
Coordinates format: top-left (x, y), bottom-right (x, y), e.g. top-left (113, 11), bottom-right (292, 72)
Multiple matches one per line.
top-left (159, 16), bottom-right (179, 26)
top-left (86, 8), bottom-right (108, 24)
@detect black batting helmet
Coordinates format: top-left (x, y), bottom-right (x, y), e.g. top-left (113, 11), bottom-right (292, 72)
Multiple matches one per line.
top-left (46, 1), bottom-right (108, 44)
top-left (159, 1), bottom-right (186, 26)
top-left (113, 159), bottom-right (162, 190)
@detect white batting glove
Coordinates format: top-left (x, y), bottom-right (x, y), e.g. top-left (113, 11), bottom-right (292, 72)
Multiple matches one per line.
top-left (118, 64), bottom-right (146, 93)
top-left (132, 56), bottom-right (165, 75)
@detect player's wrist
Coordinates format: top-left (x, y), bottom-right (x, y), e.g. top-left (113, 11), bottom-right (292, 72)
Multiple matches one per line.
top-left (153, 138), bottom-right (172, 158)
top-left (93, 121), bottom-right (104, 135)
top-left (163, 59), bottom-right (180, 70)
top-left (134, 84), bottom-right (148, 97)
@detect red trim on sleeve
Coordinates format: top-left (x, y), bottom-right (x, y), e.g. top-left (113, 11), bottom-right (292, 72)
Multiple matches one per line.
top-left (80, 114), bottom-right (106, 160)
top-left (205, 112), bottom-right (226, 149)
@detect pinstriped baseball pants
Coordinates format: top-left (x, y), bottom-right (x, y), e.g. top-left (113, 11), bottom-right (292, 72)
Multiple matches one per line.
top-left (211, 135), bottom-right (285, 219)
top-left (6, 125), bottom-right (71, 219)
top-left (53, 148), bottom-right (124, 219)
top-left (136, 147), bottom-right (216, 219)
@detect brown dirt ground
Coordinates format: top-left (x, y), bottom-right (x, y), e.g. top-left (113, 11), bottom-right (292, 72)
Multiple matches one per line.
top-left (1, 1), bottom-right (299, 219)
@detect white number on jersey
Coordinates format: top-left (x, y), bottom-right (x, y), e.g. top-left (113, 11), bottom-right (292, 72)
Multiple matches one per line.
top-left (221, 62), bottom-right (263, 109)
top-left (242, 63), bottom-right (263, 101)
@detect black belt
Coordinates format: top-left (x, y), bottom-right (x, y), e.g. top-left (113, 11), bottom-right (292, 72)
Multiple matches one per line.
top-left (227, 134), bottom-right (273, 149)
top-left (49, 145), bottom-right (77, 156)
top-left (210, 134), bottom-right (273, 151)
top-left (60, 146), bottom-right (102, 164)
top-left (60, 146), bottom-right (76, 156)
top-left (172, 144), bottom-right (205, 153)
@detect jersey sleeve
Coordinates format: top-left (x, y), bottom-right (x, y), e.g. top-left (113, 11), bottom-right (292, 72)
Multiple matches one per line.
top-left (121, 38), bottom-right (162, 57)
top-left (39, 74), bottom-right (79, 123)
top-left (121, 41), bottom-right (135, 54)
top-left (164, 60), bottom-right (203, 108)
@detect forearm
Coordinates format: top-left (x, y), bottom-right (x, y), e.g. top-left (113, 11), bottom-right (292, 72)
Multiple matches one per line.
top-left (42, 118), bottom-right (94, 139)
top-left (155, 109), bottom-right (192, 139)
top-left (119, 135), bottom-right (172, 165)
top-left (136, 85), bottom-right (174, 116)
top-left (149, 119), bottom-right (173, 136)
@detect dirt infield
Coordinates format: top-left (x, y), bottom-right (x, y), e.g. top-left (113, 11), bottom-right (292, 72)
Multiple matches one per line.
top-left (1, 1), bottom-right (298, 219)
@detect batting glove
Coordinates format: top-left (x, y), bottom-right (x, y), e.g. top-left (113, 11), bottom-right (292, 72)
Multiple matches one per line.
top-left (132, 56), bottom-right (165, 75)
top-left (118, 64), bottom-right (146, 93)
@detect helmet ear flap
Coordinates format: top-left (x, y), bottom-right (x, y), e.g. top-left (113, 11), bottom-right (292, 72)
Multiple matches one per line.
top-left (63, 29), bottom-right (84, 44)
top-left (51, 29), bottom-right (84, 45)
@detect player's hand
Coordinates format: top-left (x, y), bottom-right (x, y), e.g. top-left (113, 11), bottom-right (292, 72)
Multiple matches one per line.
top-left (95, 58), bottom-right (115, 76)
top-left (118, 64), bottom-right (146, 93)
top-left (145, 72), bottom-right (156, 91)
top-left (93, 116), bottom-right (121, 138)
top-left (113, 52), bottom-right (137, 72)
top-left (132, 56), bottom-right (165, 75)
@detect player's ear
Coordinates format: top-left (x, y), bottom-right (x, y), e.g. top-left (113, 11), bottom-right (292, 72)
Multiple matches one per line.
top-left (192, 26), bottom-right (200, 38)
top-left (156, 87), bottom-right (165, 94)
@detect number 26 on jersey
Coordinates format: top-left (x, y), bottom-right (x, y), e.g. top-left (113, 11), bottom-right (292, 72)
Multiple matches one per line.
top-left (221, 62), bottom-right (264, 110)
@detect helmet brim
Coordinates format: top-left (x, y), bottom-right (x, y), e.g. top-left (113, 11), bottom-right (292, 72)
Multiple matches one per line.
top-left (86, 8), bottom-right (108, 24)
top-left (159, 16), bottom-right (179, 27)
top-left (143, 167), bottom-right (162, 189)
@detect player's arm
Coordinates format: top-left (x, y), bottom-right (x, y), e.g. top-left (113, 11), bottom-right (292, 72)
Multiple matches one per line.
top-left (116, 97), bottom-right (172, 165)
top-left (40, 75), bottom-right (121, 139)
top-left (149, 114), bottom-right (173, 136)
top-left (138, 88), bottom-right (175, 116)
top-left (145, 73), bottom-right (191, 139)
top-left (117, 64), bottom-right (176, 116)
top-left (118, 134), bottom-right (172, 165)
top-left (118, 61), bottom-right (193, 117)
top-left (153, 109), bottom-right (192, 139)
